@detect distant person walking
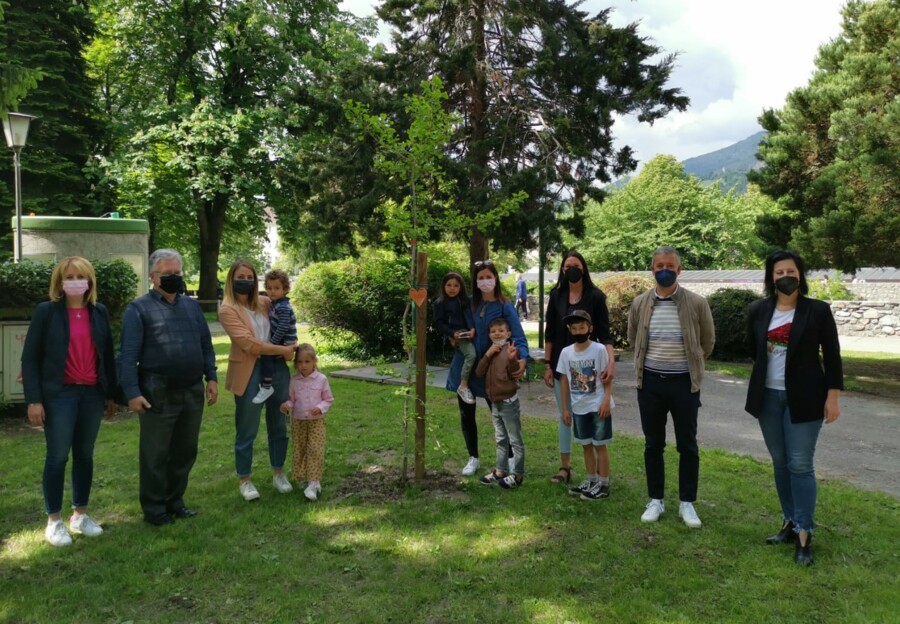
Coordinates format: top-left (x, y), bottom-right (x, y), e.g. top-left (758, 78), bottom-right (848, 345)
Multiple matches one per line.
top-left (515, 273), bottom-right (528, 320)
top-left (627, 246), bottom-right (715, 529)
top-left (745, 250), bottom-right (843, 566)
top-left (119, 249), bottom-right (218, 526)
top-left (21, 257), bottom-right (118, 546)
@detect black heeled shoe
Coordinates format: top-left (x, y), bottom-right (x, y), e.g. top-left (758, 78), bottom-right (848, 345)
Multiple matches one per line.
top-left (795, 533), bottom-right (813, 566)
top-left (766, 521), bottom-right (797, 545)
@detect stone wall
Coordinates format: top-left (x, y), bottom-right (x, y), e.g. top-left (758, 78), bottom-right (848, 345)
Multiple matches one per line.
top-left (526, 293), bottom-right (900, 337)
top-left (831, 302), bottom-right (900, 336)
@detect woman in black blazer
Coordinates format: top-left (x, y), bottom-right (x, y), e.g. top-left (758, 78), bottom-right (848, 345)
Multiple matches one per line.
top-left (745, 250), bottom-right (843, 566)
top-left (21, 257), bottom-right (117, 547)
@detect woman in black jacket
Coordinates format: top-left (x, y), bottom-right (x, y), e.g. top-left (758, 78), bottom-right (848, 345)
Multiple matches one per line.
top-left (542, 250), bottom-right (615, 486)
top-left (21, 257), bottom-right (117, 547)
top-left (745, 250), bottom-right (843, 566)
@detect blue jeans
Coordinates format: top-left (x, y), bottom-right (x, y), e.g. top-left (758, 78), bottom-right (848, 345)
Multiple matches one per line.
top-left (234, 358), bottom-right (289, 478)
top-left (757, 388), bottom-right (823, 533)
top-left (492, 398), bottom-right (524, 477)
top-left (553, 378), bottom-right (574, 455)
top-left (42, 384), bottom-right (106, 515)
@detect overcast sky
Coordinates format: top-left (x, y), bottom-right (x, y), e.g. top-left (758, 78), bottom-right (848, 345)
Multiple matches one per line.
top-left (339, 0), bottom-right (847, 165)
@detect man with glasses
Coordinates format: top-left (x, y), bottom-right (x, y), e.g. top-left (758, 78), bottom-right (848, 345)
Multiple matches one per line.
top-left (119, 249), bottom-right (218, 526)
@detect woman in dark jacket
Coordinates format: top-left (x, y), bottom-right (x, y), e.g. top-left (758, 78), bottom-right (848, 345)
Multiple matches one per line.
top-left (21, 256), bottom-right (117, 547)
top-left (745, 250), bottom-right (843, 566)
top-left (542, 250), bottom-right (615, 485)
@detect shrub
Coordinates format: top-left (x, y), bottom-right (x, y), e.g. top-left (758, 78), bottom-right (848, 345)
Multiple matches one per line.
top-left (808, 276), bottom-right (853, 301)
top-left (293, 248), bottom-right (468, 360)
top-left (93, 259), bottom-right (139, 342)
top-left (707, 287), bottom-right (763, 361)
top-left (597, 274), bottom-right (653, 349)
top-left (0, 260), bottom-right (53, 309)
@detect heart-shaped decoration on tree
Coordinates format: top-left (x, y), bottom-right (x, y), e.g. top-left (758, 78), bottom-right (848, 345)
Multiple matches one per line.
top-left (408, 287), bottom-right (428, 307)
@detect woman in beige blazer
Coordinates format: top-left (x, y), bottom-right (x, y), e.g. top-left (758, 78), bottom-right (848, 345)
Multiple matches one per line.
top-left (219, 259), bottom-right (296, 502)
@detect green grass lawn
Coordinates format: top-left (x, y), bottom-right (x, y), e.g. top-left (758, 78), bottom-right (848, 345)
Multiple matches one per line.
top-left (1, 336), bottom-right (898, 623)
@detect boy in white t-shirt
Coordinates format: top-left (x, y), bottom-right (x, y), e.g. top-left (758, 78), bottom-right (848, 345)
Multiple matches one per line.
top-left (555, 310), bottom-right (614, 501)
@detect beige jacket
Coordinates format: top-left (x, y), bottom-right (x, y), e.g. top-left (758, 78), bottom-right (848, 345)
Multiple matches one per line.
top-left (219, 298), bottom-right (290, 397)
top-left (627, 285), bottom-right (715, 393)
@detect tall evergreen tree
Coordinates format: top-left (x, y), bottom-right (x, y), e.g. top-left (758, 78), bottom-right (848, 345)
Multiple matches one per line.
top-left (0, 0), bottom-right (103, 258)
top-left (375, 0), bottom-right (689, 262)
top-left (750, 0), bottom-right (899, 271)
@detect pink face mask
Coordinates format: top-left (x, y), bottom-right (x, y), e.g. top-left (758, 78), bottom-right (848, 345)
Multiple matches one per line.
top-left (477, 278), bottom-right (496, 293)
top-left (62, 279), bottom-right (89, 297)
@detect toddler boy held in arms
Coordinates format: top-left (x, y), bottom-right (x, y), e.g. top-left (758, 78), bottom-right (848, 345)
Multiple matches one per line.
top-left (253, 269), bottom-right (298, 404)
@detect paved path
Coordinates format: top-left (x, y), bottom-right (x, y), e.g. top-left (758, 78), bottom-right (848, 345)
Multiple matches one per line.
top-left (332, 354), bottom-right (899, 499)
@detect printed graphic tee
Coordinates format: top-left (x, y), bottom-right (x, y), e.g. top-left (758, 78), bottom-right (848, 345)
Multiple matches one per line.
top-left (556, 341), bottom-right (614, 414)
top-left (765, 308), bottom-right (795, 390)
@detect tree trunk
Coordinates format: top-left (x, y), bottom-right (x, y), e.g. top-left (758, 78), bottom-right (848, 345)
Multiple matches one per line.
top-left (197, 191), bottom-right (228, 312)
top-left (466, 1), bottom-right (490, 267)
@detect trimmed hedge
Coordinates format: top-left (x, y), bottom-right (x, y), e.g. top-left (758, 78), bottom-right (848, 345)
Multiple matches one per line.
top-left (707, 287), bottom-right (763, 361)
top-left (292, 249), bottom-right (470, 359)
top-left (597, 274), bottom-right (654, 349)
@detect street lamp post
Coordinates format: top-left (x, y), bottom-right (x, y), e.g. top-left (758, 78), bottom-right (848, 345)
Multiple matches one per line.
top-left (3, 112), bottom-right (37, 262)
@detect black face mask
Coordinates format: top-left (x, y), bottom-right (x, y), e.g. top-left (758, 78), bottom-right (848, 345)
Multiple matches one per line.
top-left (564, 267), bottom-right (583, 283)
top-left (158, 274), bottom-right (184, 295)
top-left (775, 276), bottom-right (800, 296)
top-left (571, 332), bottom-right (591, 344)
top-left (233, 279), bottom-right (257, 296)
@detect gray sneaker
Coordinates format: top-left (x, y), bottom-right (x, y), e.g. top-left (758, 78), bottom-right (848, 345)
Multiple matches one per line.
top-left (45, 520), bottom-right (72, 547)
top-left (69, 514), bottom-right (103, 537)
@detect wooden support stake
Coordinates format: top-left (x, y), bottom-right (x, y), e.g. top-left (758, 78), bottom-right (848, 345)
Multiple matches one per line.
top-left (414, 251), bottom-right (428, 480)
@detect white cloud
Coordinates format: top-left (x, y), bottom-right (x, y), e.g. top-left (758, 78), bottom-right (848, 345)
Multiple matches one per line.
top-left (341, 0), bottom-right (847, 163)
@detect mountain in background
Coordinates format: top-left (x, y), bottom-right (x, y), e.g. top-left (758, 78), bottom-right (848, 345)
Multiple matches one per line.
top-left (680, 130), bottom-right (766, 193)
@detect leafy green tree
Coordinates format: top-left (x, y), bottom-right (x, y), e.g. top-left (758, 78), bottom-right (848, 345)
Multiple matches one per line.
top-left (0, 0), bottom-right (104, 259)
top-left (578, 155), bottom-right (768, 270)
top-left (750, 0), bottom-right (899, 271)
top-left (88, 0), bottom-right (370, 303)
top-left (376, 0), bottom-right (689, 263)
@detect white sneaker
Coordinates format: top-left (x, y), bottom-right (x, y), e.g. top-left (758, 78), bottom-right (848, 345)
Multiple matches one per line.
top-left (69, 514), bottom-right (103, 537)
top-left (304, 482), bottom-right (320, 501)
top-left (461, 456), bottom-right (480, 476)
top-left (251, 385), bottom-right (275, 404)
top-left (641, 499), bottom-right (665, 523)
top-left (239, 481), bottom-right (261, 501)
top-left (45, 520), bottom-right (72, 547)
top-left (457, 386), bottom-right (475, 404)
top-left (679, 502), bottom-right (702, 528)
top-left (273, 473), bottom-right (293, 494)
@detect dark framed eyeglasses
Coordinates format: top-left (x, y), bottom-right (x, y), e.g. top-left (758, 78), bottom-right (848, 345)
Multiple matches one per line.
top-left (473, 260), bottom-right (494, 269)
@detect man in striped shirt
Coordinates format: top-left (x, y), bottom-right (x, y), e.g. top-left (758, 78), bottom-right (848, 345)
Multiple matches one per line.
top-left (627, 246), bottom-right (715, 529)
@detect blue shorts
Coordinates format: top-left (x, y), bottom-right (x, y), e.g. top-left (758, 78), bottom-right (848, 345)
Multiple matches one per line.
top-left (573, 411), bottom-right (613, 446)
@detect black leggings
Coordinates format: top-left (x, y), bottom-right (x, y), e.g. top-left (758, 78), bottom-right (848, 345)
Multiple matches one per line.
top-left (457, 395), bottom-right (513, 461)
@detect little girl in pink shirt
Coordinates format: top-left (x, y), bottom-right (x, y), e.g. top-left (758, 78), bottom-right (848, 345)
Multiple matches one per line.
top-left (280, 344), bottom-right (334, 500)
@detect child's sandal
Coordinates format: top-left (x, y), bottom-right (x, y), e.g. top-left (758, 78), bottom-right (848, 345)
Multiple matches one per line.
top-left (550, 467), bottom-right (571, 484)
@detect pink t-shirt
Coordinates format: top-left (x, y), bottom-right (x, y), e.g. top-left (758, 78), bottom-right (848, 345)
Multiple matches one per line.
top-left (63, 308), bottom-right (98, 386)
top-left (285, 370), bottom-right (334, 420)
